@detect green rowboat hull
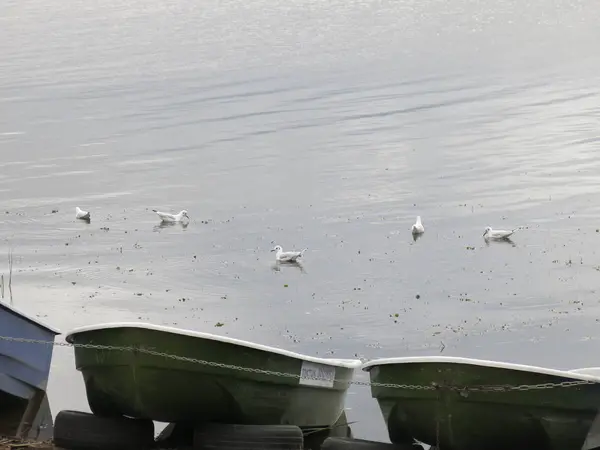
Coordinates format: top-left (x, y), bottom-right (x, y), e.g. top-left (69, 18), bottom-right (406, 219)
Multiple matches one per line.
top-left (66, 323), bottom-right (360, 427)
top-left (363, 357), bottom-right (600, 450)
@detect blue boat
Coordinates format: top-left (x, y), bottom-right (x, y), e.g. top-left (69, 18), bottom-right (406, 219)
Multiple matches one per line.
top-left (0, 300), bottom-right (60, 438)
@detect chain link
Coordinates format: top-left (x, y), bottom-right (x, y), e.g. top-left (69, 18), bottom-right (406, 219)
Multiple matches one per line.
top-left (0, 334), bottom-right (595, 392)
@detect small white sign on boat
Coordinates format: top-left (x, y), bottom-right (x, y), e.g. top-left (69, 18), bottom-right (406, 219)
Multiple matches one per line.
top-left (299, 361), bottom-right (336, 388)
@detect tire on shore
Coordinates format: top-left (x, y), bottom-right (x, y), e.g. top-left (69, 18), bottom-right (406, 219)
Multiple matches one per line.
top-left (321, 437), bottom-right (420, 450)
top-left (53, 410), bottom-right (154, 450)
top-left (193, 423), bottom-right (303, 450)
top-left (302, 410), bottom-right (353, 450)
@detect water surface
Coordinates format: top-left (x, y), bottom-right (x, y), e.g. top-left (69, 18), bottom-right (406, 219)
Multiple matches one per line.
top-left (1, 0), bottom-right (600, 440)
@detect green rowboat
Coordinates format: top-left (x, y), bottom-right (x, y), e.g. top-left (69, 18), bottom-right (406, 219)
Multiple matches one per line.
top-left (65, 322), bottom-right (361, 427)
top-left (362, 356), bottom-right (600, 450)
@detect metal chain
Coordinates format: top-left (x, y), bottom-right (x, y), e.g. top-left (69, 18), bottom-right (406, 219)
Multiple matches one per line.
top-left (0, 335), bottom-right (595, 392)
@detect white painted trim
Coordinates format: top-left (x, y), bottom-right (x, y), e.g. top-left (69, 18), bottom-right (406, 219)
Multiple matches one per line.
top-left (569, 368), bottom-right (600, 376)
top-left (65, 322), bottom-right (362, 369)
top-left (361, 356), bottom-right (600, 382)
top-left (0, 301), bottom-right (60, 334)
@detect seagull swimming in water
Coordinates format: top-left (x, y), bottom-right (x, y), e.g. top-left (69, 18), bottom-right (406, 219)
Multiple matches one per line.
top-left (411, 216), bottom-right (425, 235)
top-left (483, 226), bottom-right (520, 240)
top-left (75, 207), bottom-right (90, 220)
top-left (152, 209), bottom-right (189, 223)
top-left (271, 245), bottom-right (307, 262)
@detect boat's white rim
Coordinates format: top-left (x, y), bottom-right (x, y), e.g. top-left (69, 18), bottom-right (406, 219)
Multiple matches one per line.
top-left (361, 356), bottom-right (600, 382)
top-left (65, 322), bottom-right (362, 369)
top-left (0, 301), bottom-right (61, 334)
top-left (568, 367), bottom-right (600, 376)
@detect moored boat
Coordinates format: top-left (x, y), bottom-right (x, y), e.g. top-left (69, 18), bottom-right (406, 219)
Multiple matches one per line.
top-left (65, 322), bottom-right (361, 428)
top-left (0, 301), bottom-right (60, 438)
top-left (362, 356), bottom-right (600, 450)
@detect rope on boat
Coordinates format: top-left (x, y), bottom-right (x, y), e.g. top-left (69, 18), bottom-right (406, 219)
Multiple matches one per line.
top-left (0, 334), bottom-right (595, 393)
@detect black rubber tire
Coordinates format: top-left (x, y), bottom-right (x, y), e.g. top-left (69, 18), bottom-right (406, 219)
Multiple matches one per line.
top-left (321, 437), bottom-right (418, 450)
top-left (302, 411), bottom-right (353, 450)
top-left (156, 422), bottom-right (194, 447)
top-left (53, 410), bottom-right (154, 450)
top-left (194, 423), bottom-right (303, 450)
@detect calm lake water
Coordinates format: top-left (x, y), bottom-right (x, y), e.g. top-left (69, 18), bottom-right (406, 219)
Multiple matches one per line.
top-left (2, 0), bottom-right (600, 440)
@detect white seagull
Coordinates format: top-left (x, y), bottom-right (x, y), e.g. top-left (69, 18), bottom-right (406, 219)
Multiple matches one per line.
top-left (411, 216), bottom-right (425, 235)
top-left (483, 226), bottom-right (519, 240)
top-left (271, 245), bottom-right (307, 262)
top-left (153, 209), bottom-right (190, 223)
top-left (75, 207), bottom-right (90, 220)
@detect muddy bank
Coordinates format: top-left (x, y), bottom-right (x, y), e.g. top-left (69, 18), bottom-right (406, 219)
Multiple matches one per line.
top-left (0, 437), bottom-right (53, 450)
top-left (0, 437), bottom-right (182, 450)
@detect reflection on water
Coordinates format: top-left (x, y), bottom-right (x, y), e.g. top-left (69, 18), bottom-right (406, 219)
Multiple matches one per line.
top-left (271, 260), bottom-right (306, 274)
top-left (484, 237), bottom-right (516, 247)
top-left (1, 0), bottom-right (600, 441)
top-left (153, 221), bottom-right (189, 232)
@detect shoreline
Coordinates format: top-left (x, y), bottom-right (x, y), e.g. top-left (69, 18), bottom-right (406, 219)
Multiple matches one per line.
top-left (0, 437), bottom-right (53, 450)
